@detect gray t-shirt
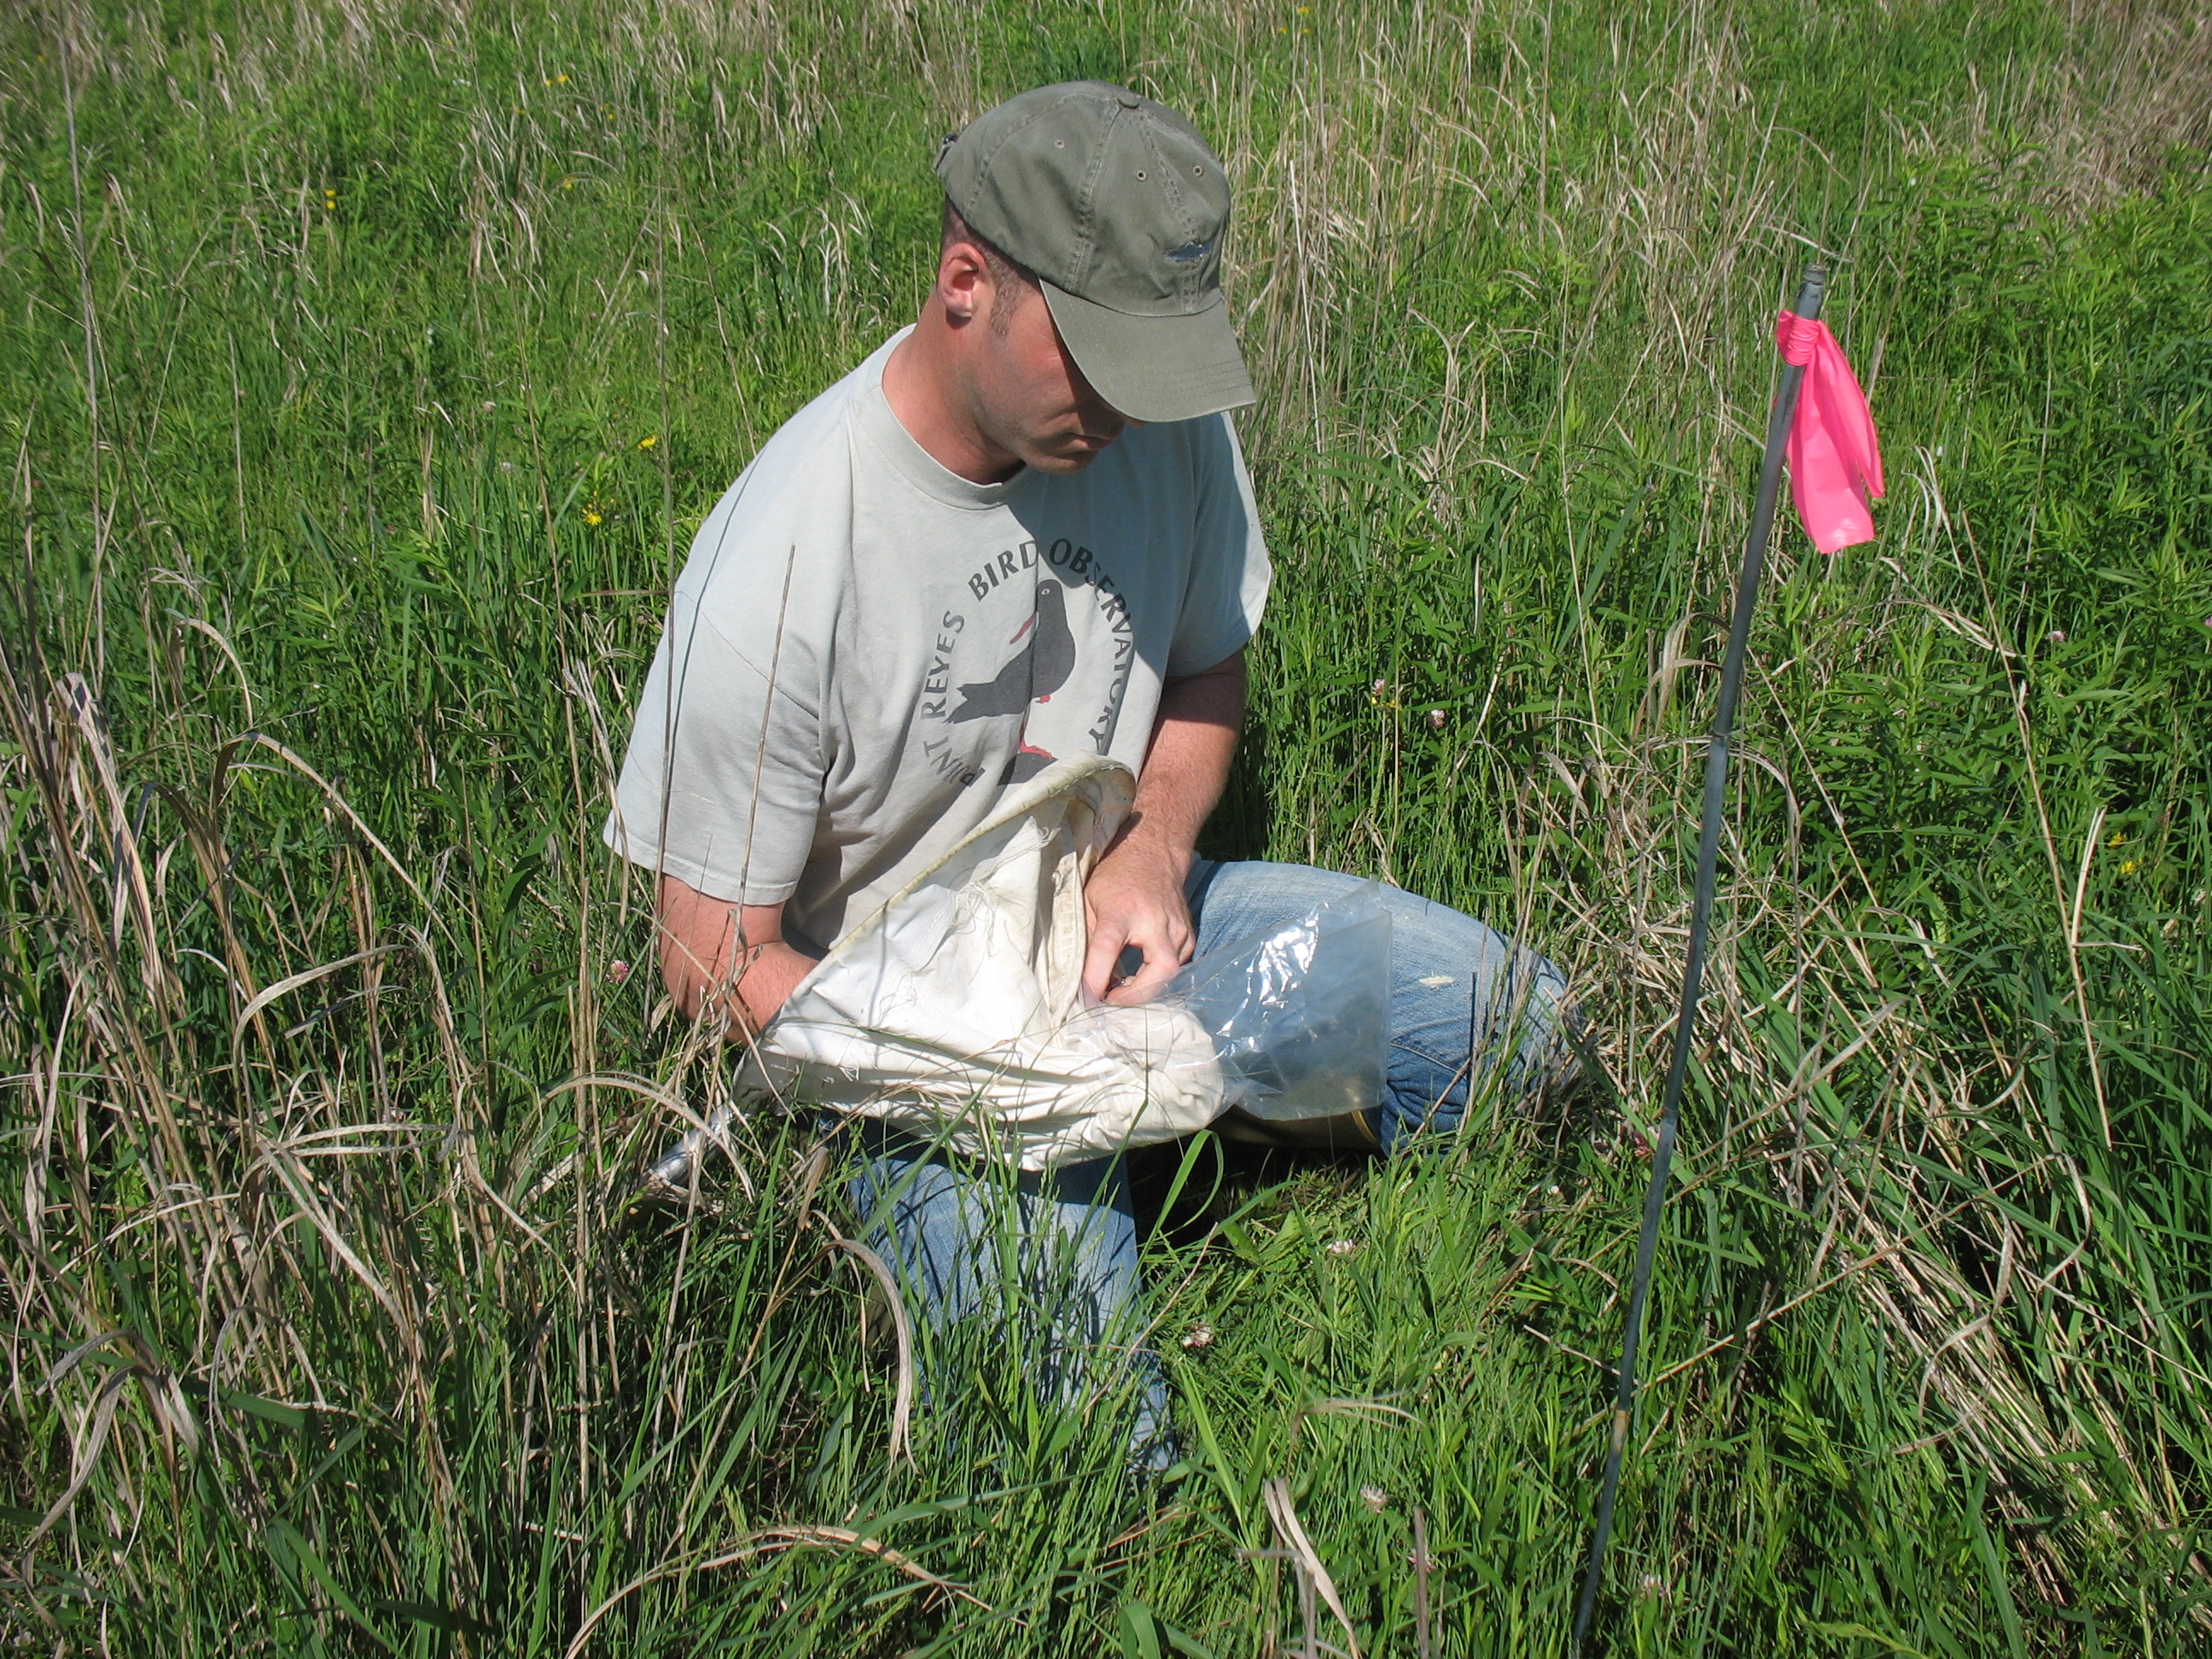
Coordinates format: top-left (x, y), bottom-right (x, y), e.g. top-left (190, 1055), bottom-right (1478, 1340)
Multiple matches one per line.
top-left (605, 329), bottom-right (1271, 949)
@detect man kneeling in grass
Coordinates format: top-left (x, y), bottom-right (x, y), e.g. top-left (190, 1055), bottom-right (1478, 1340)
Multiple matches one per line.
top-left (607, 81), bottom-right (1574, 1465)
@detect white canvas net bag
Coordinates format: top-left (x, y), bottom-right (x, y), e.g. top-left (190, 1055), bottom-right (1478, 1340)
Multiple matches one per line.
top-left (744, 755), bottom-right (1231, 1169)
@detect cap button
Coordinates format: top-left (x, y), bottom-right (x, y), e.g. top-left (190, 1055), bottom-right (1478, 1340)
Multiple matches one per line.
top-left (1115, 91), bottom-right (1142, 108)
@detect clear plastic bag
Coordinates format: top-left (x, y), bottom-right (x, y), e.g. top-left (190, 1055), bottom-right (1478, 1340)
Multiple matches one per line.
top-left (1164, 883), bottom-right (1393, 1121)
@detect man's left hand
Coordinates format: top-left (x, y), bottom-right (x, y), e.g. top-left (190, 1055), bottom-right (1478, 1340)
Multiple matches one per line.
top-left (1081, 830), bottom-right (1194, 1004)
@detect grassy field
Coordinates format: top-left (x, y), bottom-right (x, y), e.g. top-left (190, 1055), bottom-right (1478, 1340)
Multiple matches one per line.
top-left (3, 0), bottom-right (2209, 1652)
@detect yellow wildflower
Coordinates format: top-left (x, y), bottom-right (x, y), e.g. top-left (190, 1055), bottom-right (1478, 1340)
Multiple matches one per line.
top-left (582, 504), bottom-right (603, 526)
top-left (2120, 859), bottom-right (2139, 876)
top-left (637, 434), bottom-right (658, 450)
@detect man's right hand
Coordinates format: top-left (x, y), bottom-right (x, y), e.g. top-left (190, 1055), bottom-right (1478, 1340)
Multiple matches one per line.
top-left (655, 876), bottom-right (814, 1035)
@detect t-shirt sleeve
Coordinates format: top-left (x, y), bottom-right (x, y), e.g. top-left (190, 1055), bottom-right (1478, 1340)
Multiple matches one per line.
top-left (602, 515), bottom-right (827, 907)
top-left (1167, 413), bottom-right (1272, 678)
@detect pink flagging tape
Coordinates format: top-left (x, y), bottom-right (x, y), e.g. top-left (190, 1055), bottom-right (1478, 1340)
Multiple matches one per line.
top-left (1775, 311), bottom-right (1884, 553)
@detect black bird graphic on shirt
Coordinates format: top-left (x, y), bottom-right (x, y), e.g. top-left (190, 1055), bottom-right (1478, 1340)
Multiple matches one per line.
top-left (951, 580), bottom-right (1075, 721)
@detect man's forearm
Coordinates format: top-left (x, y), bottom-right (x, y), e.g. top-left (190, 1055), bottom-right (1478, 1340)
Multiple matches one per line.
top-left (1079, 649), bottom-right (1245, 1002)
top-left (655, 878), bottom-right (813, 1033)
top-left (1120, 650), bottom-right (1245, 869)
top-left (706, 939), bottom-right (815, 1034)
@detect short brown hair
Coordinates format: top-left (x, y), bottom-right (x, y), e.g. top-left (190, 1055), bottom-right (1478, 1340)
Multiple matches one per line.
top-left (940, 199), bottom-right (1035, 335)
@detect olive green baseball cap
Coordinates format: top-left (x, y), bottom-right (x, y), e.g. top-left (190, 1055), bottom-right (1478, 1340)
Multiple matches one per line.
top-left (936, 82), bottom-right (1255, 424)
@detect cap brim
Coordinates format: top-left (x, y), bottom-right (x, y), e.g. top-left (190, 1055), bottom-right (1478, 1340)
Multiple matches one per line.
top-left (1041, 282), bottom-right (1256, 423)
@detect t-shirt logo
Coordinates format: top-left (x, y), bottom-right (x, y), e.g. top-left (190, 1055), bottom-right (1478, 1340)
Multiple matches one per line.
top-left (951, 580), bottom-right (1074, 721)
top-left (921, 544), bottom-right (1132, 790)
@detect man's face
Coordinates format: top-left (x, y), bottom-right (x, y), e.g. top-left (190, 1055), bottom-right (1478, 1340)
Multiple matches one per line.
top-left (958, 268), bottom-right (1132, 475)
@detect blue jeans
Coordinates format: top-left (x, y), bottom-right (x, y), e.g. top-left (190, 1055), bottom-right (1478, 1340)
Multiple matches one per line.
top-left (844, 860), bottom-right (1575, 1466)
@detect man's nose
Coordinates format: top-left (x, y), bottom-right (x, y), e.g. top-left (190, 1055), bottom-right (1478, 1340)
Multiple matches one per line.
top-left (1083, 392), bottom-right (1131, 436)
top-left (1062, 353), bottom-right (1129, 432)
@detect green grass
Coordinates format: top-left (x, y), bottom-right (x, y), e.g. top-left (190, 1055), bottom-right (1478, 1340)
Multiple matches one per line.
top-left (1, 0), bottom-right (2209, 1652)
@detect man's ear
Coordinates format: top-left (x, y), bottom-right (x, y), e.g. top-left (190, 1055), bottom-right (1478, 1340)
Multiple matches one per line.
top-left (936, 239), bottom-right (992, 324)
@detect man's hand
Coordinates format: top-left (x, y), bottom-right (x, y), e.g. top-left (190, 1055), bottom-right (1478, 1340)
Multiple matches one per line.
top-left (655, 876), bottom-right (814, 1035)
top-left (1083, 831), bottom-right (1196, 1005)
top-left (1081, 648), bottom-right (1246, 1004)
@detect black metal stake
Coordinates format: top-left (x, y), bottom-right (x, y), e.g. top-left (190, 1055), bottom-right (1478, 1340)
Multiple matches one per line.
top-left (1412, 1505), bottom-right (1433, 1659)
top-left (1569, 264), bottom-right (1830, 1656)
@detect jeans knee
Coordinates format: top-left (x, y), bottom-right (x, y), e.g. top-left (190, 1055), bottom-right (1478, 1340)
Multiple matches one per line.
top-left (1377, 953), bottom-right (1580, 1153)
